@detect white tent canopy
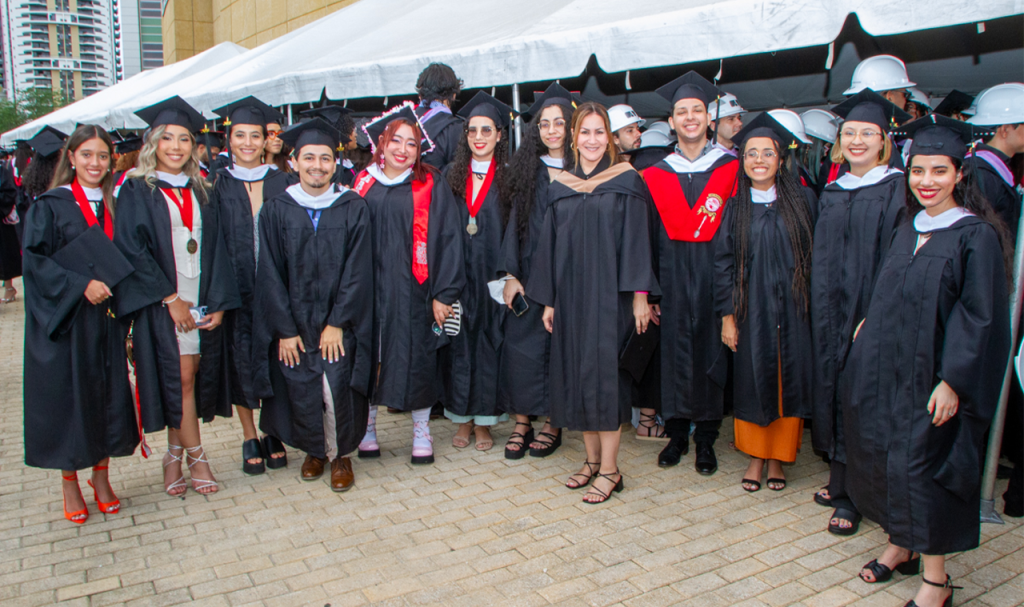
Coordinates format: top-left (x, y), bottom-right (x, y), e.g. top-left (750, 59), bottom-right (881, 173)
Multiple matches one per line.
top-left (1, 43), bottom-right (246, 145)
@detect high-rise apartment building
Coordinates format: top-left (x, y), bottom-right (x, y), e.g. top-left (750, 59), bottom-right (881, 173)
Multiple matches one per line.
top-left (113, 0), bottom-right (162, 81)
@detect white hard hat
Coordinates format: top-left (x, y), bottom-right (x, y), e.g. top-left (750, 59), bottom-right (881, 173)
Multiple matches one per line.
top-left (800, 109), bottom-right (840, 143)
top-left (639, 129), bottom-right (672, 148)
top-left (767, 109), bottom-right (812, 144)
top-left (644, 121), bottom-right (672, 138)
top-left (844, 55), bottom-right (916, 95)
top-left (708, 93), bottom-right (746, 120)
top-left (907, 87), bottom-right (931, 109)
top-left (607, 104), bottom-right (644, 133)
top-left (967, 83), bottom-right (1024, 126)
top-left (963, 100), bottom-right (977, 116)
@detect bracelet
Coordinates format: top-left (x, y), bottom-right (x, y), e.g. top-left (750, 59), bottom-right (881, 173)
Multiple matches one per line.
top-left (162, 294), bottom-right (179, 306)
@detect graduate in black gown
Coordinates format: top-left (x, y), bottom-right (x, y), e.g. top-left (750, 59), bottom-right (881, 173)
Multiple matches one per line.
top-left (300, 104), bottom-right (359, 187)
top-left (414, 63), bottom-right (464, 170)
top-left (529, 102), bottom-right (658, 504)
top-left (252, 119), bottom-right (373, 492)
top-left (0, 150), bottom-right (22, 301)
top-left (114, 96), bottom-right (241, 497)
top-left (210, 96), bottom-right (294, 475)
top-left (23, 125), bottom-right (138, 524)
top-left (964, 84), bottom-right (1024, 243)
top-left (354, 104), bottom-right (466, 465)
top-left (846, 115), bottom-right (1011, 607)
top-left (715, 114), bottom-right (817, 493)
top-left (810, 90), bottom-right (911, 535)
top-left (440, 92), bottom-right (515, 450)
top-left (499, 83), bottom-right (576, 459)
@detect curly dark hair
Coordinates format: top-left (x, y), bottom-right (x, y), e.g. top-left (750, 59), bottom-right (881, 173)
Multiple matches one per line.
top-left (504, 104), bottom-right (574, 235)
top-left (416, 63), bottom-right (463, 104)
top-left (445, 124), bottom-right (509, 222)
top-left (731, 138), bottom-right (815, 320)
top-left (22, 153), bottom-right (61, 199)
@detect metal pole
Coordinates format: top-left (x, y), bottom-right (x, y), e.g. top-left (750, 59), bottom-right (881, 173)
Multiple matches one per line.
top-left (286, 105), bottom-right (293, 126)
top-left (980, 204), bottom-right (1024, 524)
top-left (512, 83), bottom-right (522, 151)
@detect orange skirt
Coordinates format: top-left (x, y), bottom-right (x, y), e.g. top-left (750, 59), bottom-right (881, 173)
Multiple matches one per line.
top-left (734, 352), bottom-right (803, 462)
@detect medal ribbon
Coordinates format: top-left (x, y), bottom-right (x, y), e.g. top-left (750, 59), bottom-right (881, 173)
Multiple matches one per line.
top-left (161, 186), bottom-right (194, 232)
top-left (71, 177), bottom-right (113, 239)
top-left (465, 161), bottom-right (494, 218)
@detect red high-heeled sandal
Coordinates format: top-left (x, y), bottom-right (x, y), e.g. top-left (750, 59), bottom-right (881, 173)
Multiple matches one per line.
top-left (62, 472), bottom-right (88, 524)
top-left (87, 465), bottom-right (120, 514)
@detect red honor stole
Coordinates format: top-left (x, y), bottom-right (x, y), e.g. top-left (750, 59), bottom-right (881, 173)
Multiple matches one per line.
top-left (465, 161), bottom-right (494, 217)
top-left (354, 170), bottom-right (433, 284)
top-left (161, 186), bottom-right (194, 232)
top-left (643, 161), bottom-right (739, 242)
top-left (71, 178), bottom-right (113, 239)
top-left (827, 162), bottom-right (841, 185)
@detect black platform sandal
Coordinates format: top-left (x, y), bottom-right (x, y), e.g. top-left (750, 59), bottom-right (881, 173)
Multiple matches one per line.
top-left (529, 429), bottom-right (562, 458)
top-left (242, 438), bottom-right (266, 476)
top-left (504, 422), bottom-right (534, 460)
top-left (566, 461), bottom-right (600, 490)
top-left (814, 487), bottom-right (832, 506)
top-left (261, 435), bottom-right (288, 469)
top-left (828, 507), bottom-right (862, 536)
top-left (859, 552), bottom-right (920, 583)
top-left (904, 575), bottom-right (960, 607)
top-left (583, 470), bottom-right (624, 504)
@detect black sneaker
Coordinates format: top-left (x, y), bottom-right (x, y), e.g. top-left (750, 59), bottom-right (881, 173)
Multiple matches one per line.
top-left (658, 436), bottom-right (689, 467)
top-left (694, 442), bottom-right (718, 475)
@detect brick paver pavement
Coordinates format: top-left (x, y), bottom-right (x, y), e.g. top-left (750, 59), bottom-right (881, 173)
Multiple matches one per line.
top-left (0, 278), bottom-right (1020, 606)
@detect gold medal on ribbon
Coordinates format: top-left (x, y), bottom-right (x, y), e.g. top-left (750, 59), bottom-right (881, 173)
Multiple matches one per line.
top-left (187, 238), bottom-right (198, 254)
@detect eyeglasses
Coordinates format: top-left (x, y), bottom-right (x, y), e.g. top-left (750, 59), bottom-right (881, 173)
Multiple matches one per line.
top-left (841, 129), bottom-right (881, 140)
top-left (266, 130), bottom-right (282, 139)
top-left (538, 119), bottom-right (566, 130)
top-left (744, 149), bottom-right (777, 161)
top-left (467, 126), bottom-right (495, 137)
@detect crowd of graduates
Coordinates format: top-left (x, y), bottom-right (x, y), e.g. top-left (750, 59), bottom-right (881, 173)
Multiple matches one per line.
top-left (10, 54), bottom-right (1024, 607)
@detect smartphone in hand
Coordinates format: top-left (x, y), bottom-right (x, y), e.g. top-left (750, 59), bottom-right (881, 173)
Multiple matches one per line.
top-left (511, 293), bottom-right (529, 317)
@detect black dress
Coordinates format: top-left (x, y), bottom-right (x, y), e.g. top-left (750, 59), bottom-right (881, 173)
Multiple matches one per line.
top-left (113, 177), bottom-right (241, 432)
top-left (211, 166), bottom-right (293, 409)
top-left (714, 189), bottom-right (817, 426)
top-left (0, 162), bottom-right (22, 280)
top-left (439, 165), bottom-right (504, 419)
top-left (252, 187), bottom-right (373, 459)
top-left (528, 160), bottom-right (659, 431)
top-left (845, 215), bottom-right (1009, 554)
top-left (361, 171), bottom-right (466, 411)
top-left (498, 165), bottom-right (555, 417)
top-left (22, 188), bottom-right (138, 470)
top-left (810, 170), bottom-right (905, 462)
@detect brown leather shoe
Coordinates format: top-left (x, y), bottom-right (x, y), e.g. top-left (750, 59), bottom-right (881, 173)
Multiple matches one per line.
top-left (300, 455), bottom-right (326, 481)
top-left (330, 457), bottom-right (354, 492)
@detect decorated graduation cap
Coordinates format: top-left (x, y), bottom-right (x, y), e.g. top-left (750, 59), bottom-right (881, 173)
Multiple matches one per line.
top-left (134, 95), bottom-right (206, 132)
top-left (734, 112), bottom-right (803, 150)
top-left (831, 89), bottom-right (912, 131)
top-left (457, 91), bottom-right (516, 129)
top-left (656, 70), bottom-right (722, 108)
top-left (361, 101), bottom-right (436, 154)
top-left (280, 117), bottom-right (341, 154)
top-left (212, 95), bottom-right (284, 128)
top-left (26, 125), bottom-right (67, 158)
top-left (896, 114), bottom-right (987, 161)
top-left (300, 105), bottom-right (355, 146)
top-left (934, 90), bottom-right (975, 118)
top-left (525, 82), bottom-right (577, 118)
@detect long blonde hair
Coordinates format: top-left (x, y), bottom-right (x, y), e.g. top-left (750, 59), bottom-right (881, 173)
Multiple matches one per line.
top-left (49, 125), bottom-right (116, 218)
top-left (128, 125), bottom-right (209, 204)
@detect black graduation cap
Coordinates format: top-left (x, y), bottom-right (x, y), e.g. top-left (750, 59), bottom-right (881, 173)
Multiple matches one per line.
top-left (656, 71), bottom-right (722, 107)
top-left (361, 102), bottom-right (434, 153)
top-left (831, 89), bottom-right (912, 131)
top-left (933, 90), bottom-right (975, 118)
top-left (115, 135), bottom-right (143, 154)
top-left (897, 114), bottom-right (988, 161)
top-left (194, 121), bottom-right (224, 148)
top-left (300, 105), bottom-right (355, 145)
top-left (134, 95), bottom-right (207, 132)
top-left (457, 91), bottom-right (517, 130)
top-left (279, 118), bottom-right (341, 154)
top-left (525, 82), bottom-right (577, 118)
top-left (212, 95), bottom-right (284, 128)
top-left (734, 112), bottom-right (802, 150)
top-left (26, 125), bottom-right (67, 158)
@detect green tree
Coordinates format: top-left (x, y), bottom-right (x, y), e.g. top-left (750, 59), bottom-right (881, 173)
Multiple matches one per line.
top-left (0, 88), bottom-right (68, 136)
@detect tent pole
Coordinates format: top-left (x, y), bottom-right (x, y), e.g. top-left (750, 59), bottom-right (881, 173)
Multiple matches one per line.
top-left (980, 206), bottom-right (1024, 524)
top-left (287, 105), bottom-right (293, 126)
top-left (512, 83), bottom-right (522, 151)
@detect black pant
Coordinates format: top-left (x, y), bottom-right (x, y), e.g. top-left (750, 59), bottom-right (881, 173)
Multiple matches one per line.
top-left (828, 459), bottom-right (858, 514)
top-left (665, 418), bottom-right (721, 444)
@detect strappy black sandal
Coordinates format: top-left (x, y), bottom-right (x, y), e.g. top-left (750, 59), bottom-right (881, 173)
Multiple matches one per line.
top-left (529, 429), bottom-right (562, 458)
top-left (241, 438), bottom-right (266, 476)
top-left (904, 575), bottom-right (960, 607)
top-left (583, 470), bottom-right (624, 504)
top-left (566, 461), bottom-right (600, 490)
top-left (859, 552), bottom-right (920, 584)
top-left (828, 508), bottom-right (862, 536)
top-left (767, 477), bottom-right (786, 491)
top-left (504, 422), bottom-right (534, 460)
top-left (636, 411), bottom-right (668, 440)
top-left (261, 435), bottom-right (288, 469)
top-left (741, 477), bottom-right (762, 492)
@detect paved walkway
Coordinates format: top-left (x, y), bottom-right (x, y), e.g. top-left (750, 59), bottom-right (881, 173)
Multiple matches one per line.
top-left (0, 279), bottom-right (1020, 606)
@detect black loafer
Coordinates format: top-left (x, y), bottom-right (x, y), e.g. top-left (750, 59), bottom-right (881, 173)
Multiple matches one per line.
top-left (242, 438), bottom-right (265, 475)
top-left (694, 442), bottom-right (717, 475)
top-left (658, 436), bottom-right (689, 467)
top-left (261, 435), bottom-right (288, 469)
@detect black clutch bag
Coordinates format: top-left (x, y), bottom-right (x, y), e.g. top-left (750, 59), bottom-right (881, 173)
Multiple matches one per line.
top-left (51, 225), bottom-right (135, 287)
top-left (619, 323), bottom-right (660, 383)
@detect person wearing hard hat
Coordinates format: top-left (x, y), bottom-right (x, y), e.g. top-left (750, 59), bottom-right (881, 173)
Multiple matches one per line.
top-left (608, 104), bottom-right (644, 153)
top-left (801, 109), bottom-right (841, 194)
top-left (641, 71), bottom-right (741, 474)
top-left (905, 88), bottom-right (932, 120)
top-left (845, 55), bottom-right (916, 115)
top-left (621, 121), bottom-right (674, 171)
top-left (708, 93), bottom-right (746, 155)
top-left (766, 109), bottom-right (815, 187)
top-left (966, 83), bottom-right (1024, 241)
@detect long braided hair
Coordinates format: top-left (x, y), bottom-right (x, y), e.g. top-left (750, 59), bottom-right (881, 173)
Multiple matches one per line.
top-left (731, 138), bottom-right (815, 320)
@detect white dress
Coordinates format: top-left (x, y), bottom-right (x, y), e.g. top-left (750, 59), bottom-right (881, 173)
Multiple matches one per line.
top-left (163, 188), bottom-right (203, 355)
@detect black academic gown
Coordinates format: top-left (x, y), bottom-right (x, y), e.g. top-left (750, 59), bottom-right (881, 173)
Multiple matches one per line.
top-left (626, 146), bottom-right (672, 172)
top-left (212, 167), bottom-right (293, 409)
top-left (416, 108), bottom-right (464, 171)
top-left (439, 165), bottom-right (503, 418)
top-left (528, 159), bottom-right (659, 431)
top-left (966, 144), bottom-right (1020, 242)
top-left (845, 216), bottom-right (1009, 554)
top-left (252, 187), bottom-right (373, 459)
top-left (114, 177), bottom-right (241, 432)
top-left (810, 171), bottom-right (905, 461)
top-left (0, 162), bottom-right (22, 280)
top-left (22, 188), bottom-right (138, 470)
top-left (498, 165), bottom-right (556, 417)
top-left (644, 153), bottom-right (738, 423)
top-left (363, 171), bottom-right (466, 411)
top-left (334, 161), bottom-right (357, 187)
top-left (714, 188), bottom-right (817, 426)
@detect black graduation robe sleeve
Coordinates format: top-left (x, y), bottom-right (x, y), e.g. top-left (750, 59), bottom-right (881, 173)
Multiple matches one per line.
top-left (618, 177), bottom-right (661, 296)
top-left (112, 179), bottom-right (176, 316)
top-left (498, 205), bottom-right (522, 278)
top-left (525, 203), bottom-right (557, 308)
top-left (714, 202), bottom-right (737, 319)
top-left (327, 199), bottom-right (374, 395)
top-left (426, 174), bottom-right (466, 306)
top-left (201, 199), bottom-right (242, 314)
top-left (255, 200), bottom-right (300, 340)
